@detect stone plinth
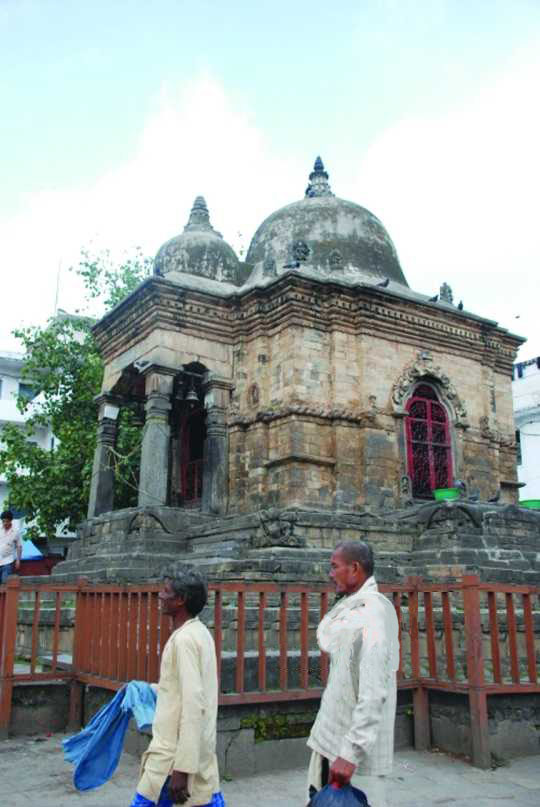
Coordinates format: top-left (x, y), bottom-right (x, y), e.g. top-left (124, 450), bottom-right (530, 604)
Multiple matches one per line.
top-left (51, 500), bottom-right (540, 585)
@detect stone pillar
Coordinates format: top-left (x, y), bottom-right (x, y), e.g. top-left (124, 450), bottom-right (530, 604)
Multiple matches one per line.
top-left (202, 377), bottom-right (233, 515)
top-left (138, 368), bottom-right (174, 508)
top-left (87, 396), bottom-right (121, 518)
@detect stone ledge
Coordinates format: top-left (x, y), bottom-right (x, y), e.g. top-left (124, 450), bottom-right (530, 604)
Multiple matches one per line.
top-left (265, 453), bottom-right (336, 469)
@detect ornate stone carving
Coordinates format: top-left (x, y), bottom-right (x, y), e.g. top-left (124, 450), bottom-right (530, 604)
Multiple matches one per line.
top-left (292, 240), bottom-right (310, 263)
top-left (426, 501), bottom-right (482, 530)
top-left (304, 156), bottom-right (334, 198)
top-left (479, 415), bottom-right (498, 442)
top-left (253, 508), bottom-right (303, 548)
top-left (184, 195), bottom-right (213, 232)
top-left (392, 351), bottom-right (469, 427)
top-left (128, 511), bottom-right (171, 534)
top-left (230, 403), bottom-right (378, 428)
top-left (328, 249), bottom-right (343, 269)
top-left (440, 282), bottom-right (453, 304)
top-left (400, 474), bottom-right (413, 503)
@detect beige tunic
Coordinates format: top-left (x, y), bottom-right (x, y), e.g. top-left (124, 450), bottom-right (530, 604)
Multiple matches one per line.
top-left (308, 576), bottom-right (399, 775)
top-left (137, 617), bottom-right (219, 806)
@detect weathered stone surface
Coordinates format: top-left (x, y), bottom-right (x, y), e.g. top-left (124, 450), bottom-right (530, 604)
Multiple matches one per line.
top-left (51, 499), bottom-right (540, 587)
top-left (430, 691), bottom-right (540, 760)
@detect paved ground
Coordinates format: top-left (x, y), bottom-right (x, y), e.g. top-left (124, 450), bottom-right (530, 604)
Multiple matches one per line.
top-left (0, 734), bottom-right (538, 806)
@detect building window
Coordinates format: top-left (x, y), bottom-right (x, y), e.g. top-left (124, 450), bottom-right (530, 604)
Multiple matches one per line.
top-left (516, 429), bottom-right (522, 465)
top-left (405, 383), bottom-right (453, 499)
top-left (18, 382), bottom-right (36, 401)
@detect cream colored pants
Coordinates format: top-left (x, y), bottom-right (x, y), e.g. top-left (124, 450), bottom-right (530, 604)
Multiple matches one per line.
top-left (307, 751), bottom-right (388, 807)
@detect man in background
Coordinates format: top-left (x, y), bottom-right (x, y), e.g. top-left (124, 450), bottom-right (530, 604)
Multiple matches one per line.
top-left (307, 541), bottom-right (399, 807)
top-left (0, 510), bottom-right (22, 584)
top-left (130, 568), bottom-right (223, 807)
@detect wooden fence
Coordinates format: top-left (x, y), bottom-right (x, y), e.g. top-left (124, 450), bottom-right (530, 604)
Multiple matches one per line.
top-left (1, 574), bottom-right (539, 768)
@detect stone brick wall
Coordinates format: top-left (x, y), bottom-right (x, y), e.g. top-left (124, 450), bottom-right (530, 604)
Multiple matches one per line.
top-left (430, 691), bottom-right (540, 760)
top-left (91, 274), bottom-right (522, 517)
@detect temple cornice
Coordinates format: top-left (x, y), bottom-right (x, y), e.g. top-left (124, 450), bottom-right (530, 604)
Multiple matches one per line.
top-left (92, 273), bottom-right (523, 375)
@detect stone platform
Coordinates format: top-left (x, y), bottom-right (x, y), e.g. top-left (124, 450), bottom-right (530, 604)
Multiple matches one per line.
top-left (50, 500), bottom-right (540, 585)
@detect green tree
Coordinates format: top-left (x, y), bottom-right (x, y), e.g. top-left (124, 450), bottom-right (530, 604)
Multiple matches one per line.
top-left (0, 249), bottom-right (151, 540)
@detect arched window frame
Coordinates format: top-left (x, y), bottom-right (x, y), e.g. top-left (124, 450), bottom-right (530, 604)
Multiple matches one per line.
top-left (391, 352), bottom-right (468, 501)
top-left (404, 381), bottom-right (454, 499)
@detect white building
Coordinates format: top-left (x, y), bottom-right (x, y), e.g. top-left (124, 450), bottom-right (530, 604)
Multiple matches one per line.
top-left (0, 351), bottom-right (54, 513)
top-left (0, 351), bottom-right (77, 556)
top-left (513, 356), bottom-right (540, 500)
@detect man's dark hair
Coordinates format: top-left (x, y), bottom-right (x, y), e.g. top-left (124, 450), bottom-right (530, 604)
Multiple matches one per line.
top-left (1, 510), bottom-right (13, 521)
top-left (335, 541), bottom-right (374, 577)
top-left (165, 568), bottom-right (208, 616)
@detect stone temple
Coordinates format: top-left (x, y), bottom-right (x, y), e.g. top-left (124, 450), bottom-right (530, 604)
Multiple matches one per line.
top-left (54, 157), bottom-right (539, 584)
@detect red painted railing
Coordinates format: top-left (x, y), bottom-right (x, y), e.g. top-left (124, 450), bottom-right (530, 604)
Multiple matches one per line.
top-left (1, 575), bottom-right (539, 767)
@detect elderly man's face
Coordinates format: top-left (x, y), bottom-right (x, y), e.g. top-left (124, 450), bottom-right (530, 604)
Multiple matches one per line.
top-left (329, 549), bottom-right (366, 595)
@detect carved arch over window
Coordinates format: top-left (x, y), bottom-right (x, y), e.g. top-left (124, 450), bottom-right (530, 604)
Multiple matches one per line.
top-left (391, 351), bottom-right (468, 428)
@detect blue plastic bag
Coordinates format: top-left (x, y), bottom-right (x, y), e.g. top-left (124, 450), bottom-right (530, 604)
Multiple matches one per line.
top-left (310, 783), bottom-right (370, 807)
top-left (63, 681), bottom-right (156, 791)
top-left (130, 784), bottom-right (226, 807)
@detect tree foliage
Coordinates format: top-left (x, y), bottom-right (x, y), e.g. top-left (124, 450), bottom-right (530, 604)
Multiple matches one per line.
top-left (0, 250), bottom-right (151, 540)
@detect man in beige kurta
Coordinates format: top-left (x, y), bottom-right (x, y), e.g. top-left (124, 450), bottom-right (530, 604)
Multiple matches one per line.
top-left (307, 541), bottom-right (399, 807)
top-left (132, 570), bottom-right (221, 807)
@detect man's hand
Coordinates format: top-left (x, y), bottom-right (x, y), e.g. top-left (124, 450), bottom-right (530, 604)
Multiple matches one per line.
top-left (329, 757), bottom-right (356, 788)
top-left (15, 559), bottom-right (20, 570)
top-left (168, 770), bottom-right (190, 804)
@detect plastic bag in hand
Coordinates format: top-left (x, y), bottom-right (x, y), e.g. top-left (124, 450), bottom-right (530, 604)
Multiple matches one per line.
top-left (309, 783), bottom-right (370, 807)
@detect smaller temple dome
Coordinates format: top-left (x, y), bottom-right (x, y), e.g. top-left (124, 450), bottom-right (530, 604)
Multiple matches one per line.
top-left (154, 196), bottom-right (239, 283)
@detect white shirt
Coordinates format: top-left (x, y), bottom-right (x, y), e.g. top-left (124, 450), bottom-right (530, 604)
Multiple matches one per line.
top-left (0, 524), bottom-right (22, 565)
top-left (138, 616), bottom-right (219, 806)
top-left (308, 576), bottom-right (399, 775)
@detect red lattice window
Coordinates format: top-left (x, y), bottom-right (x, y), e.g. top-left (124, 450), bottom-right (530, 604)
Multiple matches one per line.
top-left (405, 383), bottom-right (453, 499)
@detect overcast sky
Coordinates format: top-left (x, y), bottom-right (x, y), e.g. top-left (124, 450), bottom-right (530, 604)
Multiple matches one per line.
top-left (1, 0), bottom-right (539, 359)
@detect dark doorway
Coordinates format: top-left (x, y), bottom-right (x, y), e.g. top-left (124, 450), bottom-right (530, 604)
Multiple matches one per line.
top-left (180, 407), bottom-right (206, 505)
top-left (169, 364), bottom-right (207, 507)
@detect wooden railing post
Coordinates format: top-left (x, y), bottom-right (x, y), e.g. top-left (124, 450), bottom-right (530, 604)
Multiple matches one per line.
top-left (0, 577), bottom-right (21, 738)
top-left (68, 579), bottom-right (87, 731)
top-left (406, 575), bottom-right (430, 751)
top-left (462, 575), bottom-right (490, 769)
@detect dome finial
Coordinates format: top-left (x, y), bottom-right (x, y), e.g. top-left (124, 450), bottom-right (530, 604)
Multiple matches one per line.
top-left (184, 195), bottom-right (213, 231)
top-left (305, 156), bottom-right (333, 198)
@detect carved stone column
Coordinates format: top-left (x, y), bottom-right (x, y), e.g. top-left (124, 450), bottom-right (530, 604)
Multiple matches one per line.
top-left (138, 368), bottom-right (174, 508)
top-left (202, 377), bottom-right (233, 515)
top-left (87, 396), bottom-right (121, 518)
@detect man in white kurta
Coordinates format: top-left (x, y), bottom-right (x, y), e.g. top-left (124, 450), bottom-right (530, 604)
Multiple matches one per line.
top-left (133, 571), bottom-right (221, 807)
top-left (307, 542), bottom-right (399, 807)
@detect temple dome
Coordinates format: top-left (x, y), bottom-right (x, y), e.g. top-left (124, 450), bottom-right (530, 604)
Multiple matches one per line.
top-left (154, 196), bottom-right (239, 284)
top-left (244, 157), bottom-right (408, 288)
